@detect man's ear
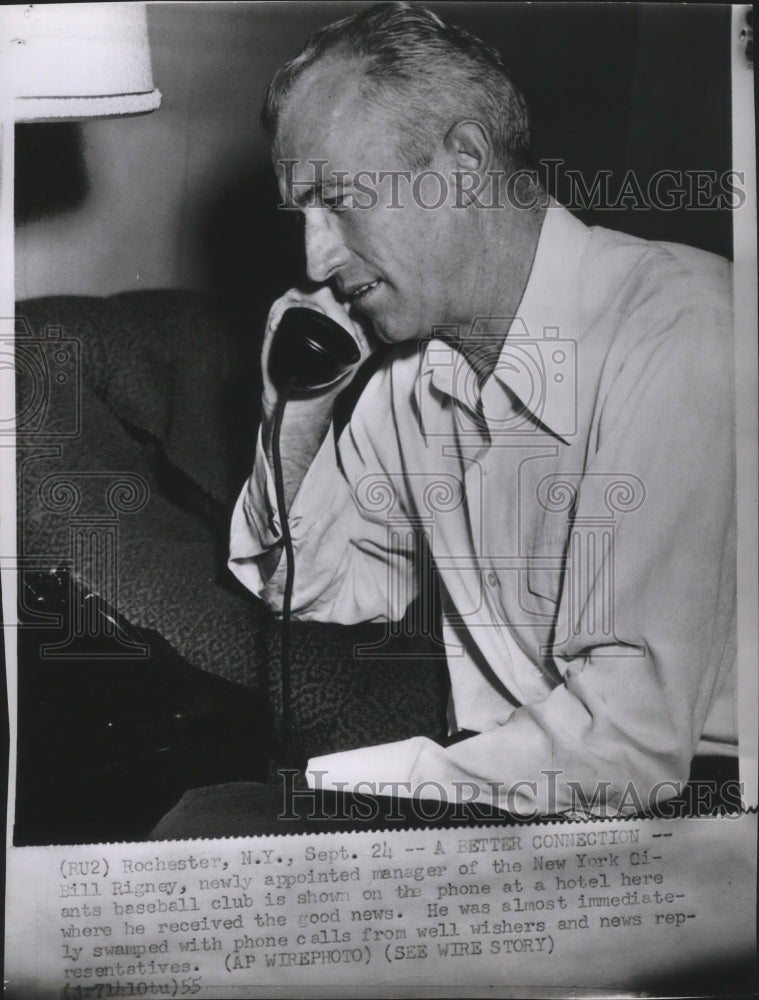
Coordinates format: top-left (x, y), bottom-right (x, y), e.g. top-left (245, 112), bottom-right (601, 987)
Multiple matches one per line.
top-left (444, 119), bottom-right (494, 206)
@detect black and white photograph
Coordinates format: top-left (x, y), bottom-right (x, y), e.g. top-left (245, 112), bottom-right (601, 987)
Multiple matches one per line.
top-left (2, 3), bottom-right (757, 997)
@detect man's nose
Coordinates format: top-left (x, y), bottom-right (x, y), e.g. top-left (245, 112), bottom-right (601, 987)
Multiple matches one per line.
top-left (304, 209), bottom-right (348, 284)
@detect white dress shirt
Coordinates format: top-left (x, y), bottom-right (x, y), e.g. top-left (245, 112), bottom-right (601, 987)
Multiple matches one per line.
top-left (230, 203), bottom-right (736, 816)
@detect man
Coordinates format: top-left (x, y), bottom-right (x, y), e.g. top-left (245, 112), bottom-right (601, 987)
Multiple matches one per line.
top-left (229, 1), bottom-right (736, 818)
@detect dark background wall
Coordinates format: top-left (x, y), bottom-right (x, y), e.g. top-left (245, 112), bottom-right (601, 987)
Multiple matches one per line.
top-left (15, 2), bottom-right (733, 304)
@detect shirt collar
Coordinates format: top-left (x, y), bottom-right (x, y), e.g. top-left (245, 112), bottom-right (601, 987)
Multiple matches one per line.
top-left (417, 201), bottom-right (591, 443)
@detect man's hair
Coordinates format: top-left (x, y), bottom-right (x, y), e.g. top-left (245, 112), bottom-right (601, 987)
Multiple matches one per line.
top-left (262, 1), bottom-right (532, 172)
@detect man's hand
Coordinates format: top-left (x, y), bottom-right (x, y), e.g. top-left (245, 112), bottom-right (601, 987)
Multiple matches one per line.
top-left (261, 286), bottom-right (374, 512)
top-left (261, 286), bottom-right (374, 410)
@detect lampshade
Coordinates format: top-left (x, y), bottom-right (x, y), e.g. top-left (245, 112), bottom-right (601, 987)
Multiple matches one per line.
top-left (5, 3), bottom-right (161, 122)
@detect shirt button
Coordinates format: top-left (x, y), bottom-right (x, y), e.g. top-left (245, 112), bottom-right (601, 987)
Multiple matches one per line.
top-left (486, 571), bottom-right (498, 587)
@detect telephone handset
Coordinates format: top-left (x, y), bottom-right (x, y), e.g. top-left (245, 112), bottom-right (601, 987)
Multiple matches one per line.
top-left (268, 306), bottom-right (362, 393)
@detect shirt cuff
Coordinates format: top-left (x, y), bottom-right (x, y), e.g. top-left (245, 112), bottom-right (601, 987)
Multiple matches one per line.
top-left (229, 422), bottom-right (351, 602)
top-left (227, 428), bottom-right (282, 598)
top-left (306, 737), bottom-right (436, 800)
top-left (230, 426), bottom-right (281, 555)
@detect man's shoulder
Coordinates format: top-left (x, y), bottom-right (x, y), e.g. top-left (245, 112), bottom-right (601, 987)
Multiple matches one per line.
top-left (584, 223), bottom-right (732, 320)
top-left (550, 216), bottom-right (734, 393)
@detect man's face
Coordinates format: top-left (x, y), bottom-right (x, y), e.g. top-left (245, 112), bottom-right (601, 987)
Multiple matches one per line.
top-left (275, 61), bottom-right (474, 343)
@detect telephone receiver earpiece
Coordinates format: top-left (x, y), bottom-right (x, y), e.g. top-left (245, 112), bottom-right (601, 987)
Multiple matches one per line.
top-left (268, 307), bottom-right (362, 393)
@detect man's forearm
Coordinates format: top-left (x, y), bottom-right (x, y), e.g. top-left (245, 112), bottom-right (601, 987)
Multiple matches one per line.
top-left (244, 394), bottom-right (339, 581)
top-left (255, 395), bottom-right (336, 579)
top-left (262, 392), bottom-right (339, 511)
